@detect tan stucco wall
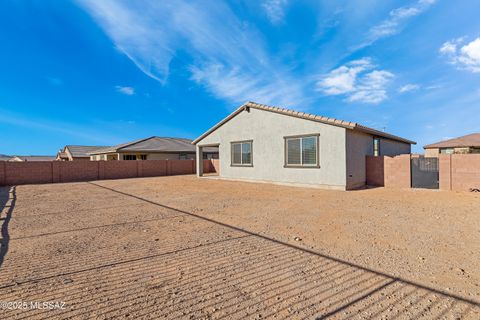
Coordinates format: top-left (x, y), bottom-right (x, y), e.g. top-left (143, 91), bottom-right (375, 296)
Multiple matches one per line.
top-left (379, 138), bottom-right (411, 156)
top-left (424, 147), bottom-right (477, 157)
top-left (196, 107), bottom-right (347, 189)
top-left (345, 131), bottom-right (373, 189)
top-left (90, 152), bottom-right (195, 160)
top-left (145, 153), bottom-right (195, 160)
top-left (346, 131), bottom-right (411, 189)
top-left (424, 148), bottom-right (439, 157)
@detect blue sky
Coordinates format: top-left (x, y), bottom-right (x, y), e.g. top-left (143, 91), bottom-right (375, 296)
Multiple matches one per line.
top-left (1, 0), bottom-right (479, 155)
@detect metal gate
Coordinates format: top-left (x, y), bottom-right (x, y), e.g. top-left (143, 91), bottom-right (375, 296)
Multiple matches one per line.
top-left (411, 156), bottom-right (439, 189)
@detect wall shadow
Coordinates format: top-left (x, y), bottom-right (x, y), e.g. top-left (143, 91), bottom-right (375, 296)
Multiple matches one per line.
top-left (0, 186), bottom-right (15, 270)
top-left (83, 182), bottom-right (479, 319)
top-left (0, 182), bottom-right (477, 319)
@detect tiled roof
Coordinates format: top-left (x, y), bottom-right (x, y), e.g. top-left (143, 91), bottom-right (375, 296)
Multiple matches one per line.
top-left (89, 137), bottom-right (217, 155)
top-left (65, 145), bottom-right (110, 158)
top-left (192, 101), bottom-right (416, 145)
top-left (424, 133), bottom-right (480, 149)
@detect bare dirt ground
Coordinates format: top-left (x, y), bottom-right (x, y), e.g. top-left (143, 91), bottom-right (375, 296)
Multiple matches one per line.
top-left (0, 175), bottom-right (479, 319)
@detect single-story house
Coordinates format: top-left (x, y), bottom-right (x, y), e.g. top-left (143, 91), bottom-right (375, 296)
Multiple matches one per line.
top-left (193, 102), bottom-right (416, 190)
top-left (89, 136), bottom-right (218, 161)
top-left (56, 145), bottom-right (110, 161)
top-left (9, 155), bottom-right (56, 162)
top-left (424, 133), bottom-right (480, 157)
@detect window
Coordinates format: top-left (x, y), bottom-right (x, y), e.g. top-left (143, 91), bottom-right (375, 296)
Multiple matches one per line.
top-left (123, 155), bottom-right (137, 160)
top-left (440, 148), bottom-right (454, 154)
top-left (285, 135), bottom-right (319, 167)
top-left (139, 154), bottom-right (147, 160)
top-left (373, 138), bottom-right (381, 156)
top-left (231, 141), bottom-right (252, 166)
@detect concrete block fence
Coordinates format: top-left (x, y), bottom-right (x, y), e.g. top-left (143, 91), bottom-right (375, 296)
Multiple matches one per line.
top-left (0, 159), bottom-right (218, 186)
top-left (366, 155), bottom-right (411, 189)
top-left (366, 154), bottom-right (480, 191)
top-left (439, 154), bottom-right (480, 191)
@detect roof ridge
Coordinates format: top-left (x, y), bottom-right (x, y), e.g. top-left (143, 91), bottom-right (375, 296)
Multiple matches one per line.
top-left (66, 145), bottom-right (110, 148)
top-left (116, 136), bottom-right (157, 151)
top-left (246, 101), bottom-right (357, 128)
top-left (193, 101), bottom-right (415, 145)
top-left (424, 132), bottom-right (480, 148)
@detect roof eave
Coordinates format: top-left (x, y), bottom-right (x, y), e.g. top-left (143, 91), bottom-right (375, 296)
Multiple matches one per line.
top-left (353, 126), bottom-right (416, 145)
top-left (193, 101), bottom-right (415, 145)
top-left (192, 104), bottom-right (248, 145)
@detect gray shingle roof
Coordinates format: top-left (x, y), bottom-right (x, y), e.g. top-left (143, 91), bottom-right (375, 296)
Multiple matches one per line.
top-left (65, 145), bottom-right (110, 158)
top-left (424, 133), bottom-right (480, 149)
top-left (89, 137), bottom-right (217, 155)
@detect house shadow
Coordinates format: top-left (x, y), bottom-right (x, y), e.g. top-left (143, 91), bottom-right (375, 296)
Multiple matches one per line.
top-left (0, 186), bottom-right (15, 270)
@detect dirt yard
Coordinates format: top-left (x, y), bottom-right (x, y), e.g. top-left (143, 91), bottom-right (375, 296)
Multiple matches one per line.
top-left (0, 175), bottom-right (479, 319)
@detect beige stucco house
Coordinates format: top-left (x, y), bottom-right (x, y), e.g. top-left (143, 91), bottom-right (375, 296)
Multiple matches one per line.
top-left (424, 133), bottom-right (480, 157)
top-left (193, 102), bottom-right (415, 190)
top-left (56, 145), bottom-right (109, 161)
top-left (89, 136), bottom-right (218, 161)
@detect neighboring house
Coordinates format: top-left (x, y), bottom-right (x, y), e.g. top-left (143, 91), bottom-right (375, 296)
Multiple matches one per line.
top-left (424, 133), bottom-right (480, 157)
top-left (0, 154), bottom-right (12, 161)
top-left (89, 136), bottom-right (218, 161)
top-left (56, 145), bottom-right (110, 161)
top-left (193, 102), bottom-right (415, 190)
top-left (9, 155), bottom-right (56, 162)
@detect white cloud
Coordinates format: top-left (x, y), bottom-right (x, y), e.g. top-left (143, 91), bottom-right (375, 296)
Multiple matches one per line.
top-left (79, 1), bottom-right (174, 83)
top-left (262, 0), bottom-right (288, 24)
top-left (316, 58), bottom-right (394, 104)
top-left (440, 37), bottom-right (480, 73)
top-left (45, 76), bottom-right (63, 86)
top-left (78, 0), bottom-right (304, 107)
top-left (398, 83), bottom-right (420, 93)
top-left (115, 86), bottom-right (135, 95)
top-left (439, 41), bottom-right (458, 55)
top-left (356, 0), bottom-right (436, 49)
top-left (190, 63), bottom-right (302, 106)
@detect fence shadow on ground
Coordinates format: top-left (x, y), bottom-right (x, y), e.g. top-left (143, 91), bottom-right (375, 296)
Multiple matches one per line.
top-left (80, 182), bottom-right (479, 319)
top-left (0, 182), bottom-right (478, 319)
top-left (0, 186), bottom-right (15, 270)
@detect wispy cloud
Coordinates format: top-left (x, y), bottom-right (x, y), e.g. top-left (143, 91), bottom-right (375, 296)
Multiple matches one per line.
top-left (316, 58), bottom-right (394, 104)
top-left (440, 37), bottom-right (480, 73)
top-left (115, 85), bottom-right (135, 95)
top-left (45, 76), bottom-right (63, 86)
top-left (398, 83), bottom-right (420, 93)
top-left (262, 0), bottom-right (288, 24)
top-left (0, 108), bottom-right (120, 143)
top-left (78, 0), bottom-right (304, 107)
top-left (355, 0), bottom-right (436, 49)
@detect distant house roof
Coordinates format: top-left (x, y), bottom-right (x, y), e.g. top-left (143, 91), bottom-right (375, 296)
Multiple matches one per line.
top-left (192, 101), bottom-right (416, 145)
top-left (89, 137), bottom-right (218, 155)
top-left (424, 133), bottom-right (480, 149)
top-left (0, 154), bottom-right (11, 161)
top-left (11, 155), bottom-right (56, 161)
top-left (64, 145), bottom-right (110, 158)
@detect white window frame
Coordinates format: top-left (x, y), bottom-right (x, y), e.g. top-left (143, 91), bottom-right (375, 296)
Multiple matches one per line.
top-left (231, 140), bottom-right (253, 166)
top-left (373, 137), bottom-right (381, 157)
top-left (284, 134), bottom-right (320, 168)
